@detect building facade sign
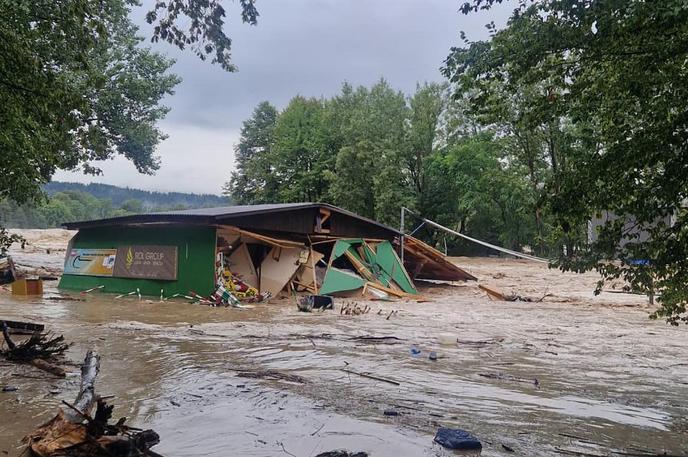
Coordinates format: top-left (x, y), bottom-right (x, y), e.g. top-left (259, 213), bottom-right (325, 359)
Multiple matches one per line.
top-left (113, 245), bottom-right (178, 280)
top-left (64, 249), bottom-right (117, 277)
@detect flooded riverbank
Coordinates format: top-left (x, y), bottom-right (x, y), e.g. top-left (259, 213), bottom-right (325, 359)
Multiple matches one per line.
top-left (1, 234), bottom-right (687, 456)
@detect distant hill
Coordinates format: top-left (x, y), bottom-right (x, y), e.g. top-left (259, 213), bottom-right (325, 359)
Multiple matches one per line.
top-left (44, 181), bottom-right (228, 209)
top-left (0, 182), bottom-right (230, 229)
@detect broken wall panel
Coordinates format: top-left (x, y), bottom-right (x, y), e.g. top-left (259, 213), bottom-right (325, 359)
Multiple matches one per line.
top-left (259, 247), bottom-right (306, 297)
top-left (319, 268), bottom-right (367, 295)
top-left (227, 243), bottom-right (259, 287)
top-left (293, 249), bottom-right (324, 293)
top-left (374, 241), bottom-right (417, 294)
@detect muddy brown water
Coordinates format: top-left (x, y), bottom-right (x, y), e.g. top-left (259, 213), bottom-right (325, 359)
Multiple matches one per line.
top-left (1, 246), bottom-right (687, 456)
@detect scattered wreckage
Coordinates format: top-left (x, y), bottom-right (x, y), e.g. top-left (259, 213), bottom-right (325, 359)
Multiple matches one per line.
top-left (57, 203), bottom-right (476, 304)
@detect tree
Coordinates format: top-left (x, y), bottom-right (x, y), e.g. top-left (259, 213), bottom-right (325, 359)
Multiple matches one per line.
top-left (120, 199), bottom-right (145, 214)
top-left (271, 96), bottom-right (331, 203)
top-left (1, 0), bottom-right (259, 252)
top-left (0, 0), bottom-right (180, 207)
top-left (328, 80), bottom-right (411, 224)
top-left (446, 0), bottom-right (688, 324)
top-left (223, 101), bottom-right (279, 204)
top-left (405, 82), bottom-right (448, 201)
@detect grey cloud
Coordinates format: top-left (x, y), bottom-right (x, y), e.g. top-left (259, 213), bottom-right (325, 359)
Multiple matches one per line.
top-left (67, 0), bottom-right (511, 193)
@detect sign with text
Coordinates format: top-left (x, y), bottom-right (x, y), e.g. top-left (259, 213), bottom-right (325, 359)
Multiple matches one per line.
top-left (64, 249), bottom-right (117, 277)
top-left (113, 245), bottom-right (178, 280)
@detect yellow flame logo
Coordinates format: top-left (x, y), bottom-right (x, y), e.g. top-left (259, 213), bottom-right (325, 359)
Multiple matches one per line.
top-left (126, 247), bottom-right (133, 268)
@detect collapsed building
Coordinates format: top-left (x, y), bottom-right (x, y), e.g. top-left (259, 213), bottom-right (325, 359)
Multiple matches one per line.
top-left (59, 203), bottom-right (475, 302)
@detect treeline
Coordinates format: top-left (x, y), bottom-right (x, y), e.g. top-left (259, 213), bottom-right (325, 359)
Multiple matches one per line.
top-left (225, 80), bottom-right (569, 256)
top-left (1, 186), bottom-right (227, 229)
top-left (45, 182), bottom-right (227, 208)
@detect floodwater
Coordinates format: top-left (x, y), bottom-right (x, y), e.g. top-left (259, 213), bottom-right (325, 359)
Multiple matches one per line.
top-left (1, 237), bottom-right (688, 456)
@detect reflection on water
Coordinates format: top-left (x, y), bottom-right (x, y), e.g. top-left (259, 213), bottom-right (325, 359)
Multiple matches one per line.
top-left (1, 283), bottom-right (687, 457)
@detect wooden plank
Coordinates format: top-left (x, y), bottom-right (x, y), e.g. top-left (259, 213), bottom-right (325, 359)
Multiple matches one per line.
top-left (479, 284), bottom-right (506, 301)
top-left (310, 247), bottom-right (319, 294)
top-left (343, 250), bottom-right (377, 283)
top-left (0, 320), bottom-right (44, 333)
top-left (218, 225), bottom-right (305, 249)
top-left (365, 281), bottom-right (413, 298)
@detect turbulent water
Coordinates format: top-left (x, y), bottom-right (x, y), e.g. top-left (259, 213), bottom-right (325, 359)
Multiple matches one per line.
top-left (1, 253), bottom-right (687, 456)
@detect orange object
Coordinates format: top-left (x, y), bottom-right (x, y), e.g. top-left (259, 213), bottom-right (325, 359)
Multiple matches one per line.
top-left (11, 278), bottom-right (44, 296)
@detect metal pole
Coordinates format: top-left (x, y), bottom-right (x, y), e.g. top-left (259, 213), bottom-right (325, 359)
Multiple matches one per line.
top-left (399, 206), bottom-right (405, 265)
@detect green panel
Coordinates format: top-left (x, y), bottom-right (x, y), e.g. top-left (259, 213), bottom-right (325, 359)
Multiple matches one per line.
top-left (319, 268), bottom-right (366, 295)
top-left (332, 239), bottom-right (363, 258)
top-left (360, 243), bottom-right (392, 287)
top-left (374, 241), bottom-right (417, 294)
top-left (59, 225), bottom-right (216, 297)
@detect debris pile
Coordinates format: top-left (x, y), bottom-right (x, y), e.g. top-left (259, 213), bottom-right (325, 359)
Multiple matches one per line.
top-left (23, 351), bottom-right (164, 457)
top-left (1, 320), bottom-right (69, 377)
top-left (208, 229), bottom-right (473, 306)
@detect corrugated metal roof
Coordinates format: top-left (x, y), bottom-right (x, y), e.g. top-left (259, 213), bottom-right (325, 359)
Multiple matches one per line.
top-left (62, 202), bottom-right (401, 235)
top-left (147, 202), bottom-right (316, 217)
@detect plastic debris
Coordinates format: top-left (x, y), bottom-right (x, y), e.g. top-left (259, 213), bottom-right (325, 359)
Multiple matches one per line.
top-left (433, 427), bottom-right (482, 450)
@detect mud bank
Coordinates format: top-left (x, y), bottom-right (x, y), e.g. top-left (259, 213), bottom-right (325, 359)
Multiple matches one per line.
top-left (1, 234), bottom-right (687, 456)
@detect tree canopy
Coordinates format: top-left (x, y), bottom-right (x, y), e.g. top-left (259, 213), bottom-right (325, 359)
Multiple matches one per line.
top-left (444, 0), bottom-right (688, 324)
top-left (0, 0), bottom-right (258, 252)
top-left (225, 79), bottom-right (548, 255)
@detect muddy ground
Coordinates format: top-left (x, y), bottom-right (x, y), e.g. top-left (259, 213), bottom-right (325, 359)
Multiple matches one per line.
top-left (1, 229), bottom-right (687, 456)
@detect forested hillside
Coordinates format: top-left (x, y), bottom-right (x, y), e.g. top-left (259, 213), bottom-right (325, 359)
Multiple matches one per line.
top-left (1, 182), bottom-right (227, 229)
top-left (44, 182), bottom-right (226, 208)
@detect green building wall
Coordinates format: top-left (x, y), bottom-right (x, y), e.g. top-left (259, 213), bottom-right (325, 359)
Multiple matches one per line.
top-left (59, 225), bottom-right (216, 297)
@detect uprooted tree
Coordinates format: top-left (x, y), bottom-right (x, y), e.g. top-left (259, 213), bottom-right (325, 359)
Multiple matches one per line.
top-left (444, 0), bottom-right (688, 324)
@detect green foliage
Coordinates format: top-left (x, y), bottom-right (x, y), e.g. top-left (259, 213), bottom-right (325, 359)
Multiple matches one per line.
top-left (226, 79), bottom-right (546, 246)
top-left (0, 227), bottom-right (22, 256)
top-left (271, 97), bottom-right (331, 203)
top-left (327, 80), bottom-right (412, 224)
top-left (1, 0), bottom-right (256, 252)
top-left (446, 0), bottom-right (688, 324)
top-left (147, 0), bottom-right (259, 72)
top-left (0, 0), bottom-right (180, 208)
top-left (224, 102), bottom-right (279, 204)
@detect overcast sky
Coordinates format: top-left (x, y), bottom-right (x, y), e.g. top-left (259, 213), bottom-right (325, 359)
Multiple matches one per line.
top-left (55, 0), bottom-right (511, 195)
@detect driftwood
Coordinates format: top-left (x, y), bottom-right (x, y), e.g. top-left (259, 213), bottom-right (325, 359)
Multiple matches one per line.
top-left (31, 359), bottom-right (66, 378)
top-left (237, 369), bottom-right (308, 384)
top-left (1, 321), bottom-right (70, 378)
top-left (315, 452), bottom-right (369, 457)
top-left (479, 284), bottom-right (551, 302)
top-left (341, 368), bottom-right (400, 386)
top-left (1, 321), bottom-right (69, 377)
top-left (24, 350), bottom-right (164, 457)
top-left (2, 320), bottom-right (45, 333)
